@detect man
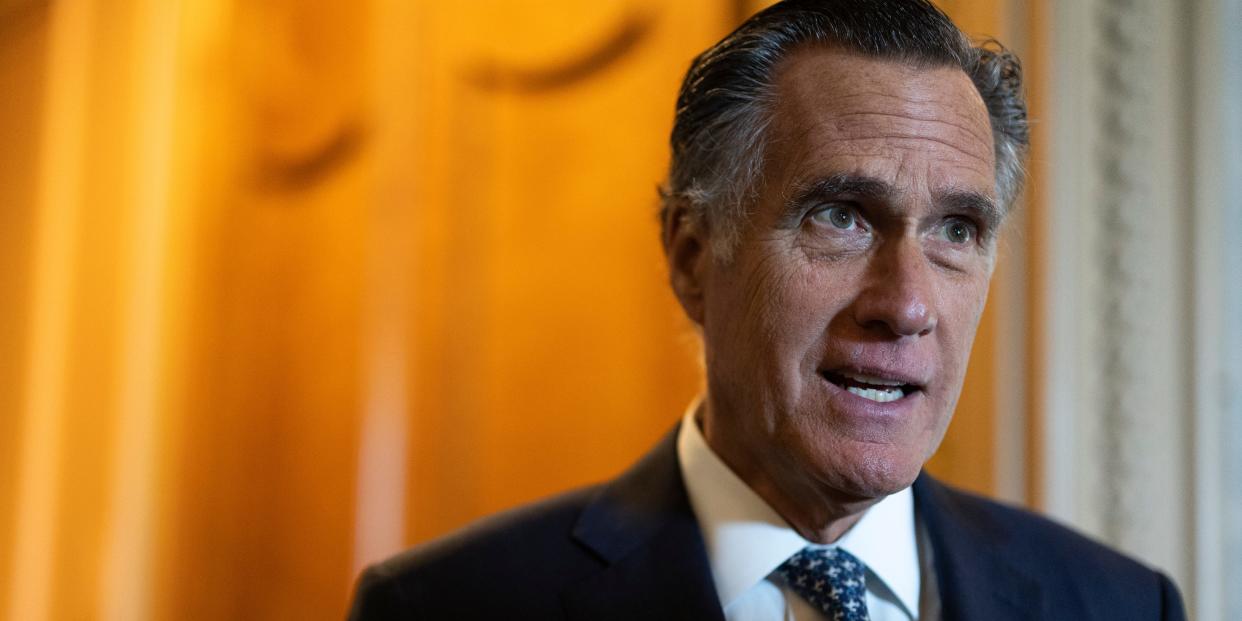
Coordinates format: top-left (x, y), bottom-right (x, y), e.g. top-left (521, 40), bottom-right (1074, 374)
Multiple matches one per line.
top-left (349, 1), bottom-right (1187, 619)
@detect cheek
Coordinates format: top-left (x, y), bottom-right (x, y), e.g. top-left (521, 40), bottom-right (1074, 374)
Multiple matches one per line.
top-left (939, 276), bottom-right (992, 376)
top-left (746, 257), bottom-right (850, 358)
top-left (707, 254), bottom-right (840, 391)
top-left (704, 261), bottom-right (788, 373)
top-left (963, 276), bottom-right (991, 332)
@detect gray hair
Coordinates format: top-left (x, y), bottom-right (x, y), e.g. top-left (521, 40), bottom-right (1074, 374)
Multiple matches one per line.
top-left (659, 0), bottom-right (1030, 260)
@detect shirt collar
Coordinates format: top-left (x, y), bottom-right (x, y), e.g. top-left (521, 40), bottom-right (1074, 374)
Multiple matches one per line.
top-left (676, 403), bottom-right (922, 617)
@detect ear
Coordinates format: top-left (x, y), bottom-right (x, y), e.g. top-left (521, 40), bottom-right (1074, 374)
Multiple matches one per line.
top-left (662, 203), bottom-right (709, 325)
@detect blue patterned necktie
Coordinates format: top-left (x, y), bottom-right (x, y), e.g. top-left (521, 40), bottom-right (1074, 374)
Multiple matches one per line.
top-left (777, 546), bottom-right (870, 621)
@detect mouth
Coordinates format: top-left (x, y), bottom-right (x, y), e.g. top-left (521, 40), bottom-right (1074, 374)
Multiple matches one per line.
top-left (820, 369), bottom-right (923, 404)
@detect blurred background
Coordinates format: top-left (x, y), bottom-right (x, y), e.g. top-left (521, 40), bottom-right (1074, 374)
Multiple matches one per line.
top-left (1, 0), bottom-right (1239, 619)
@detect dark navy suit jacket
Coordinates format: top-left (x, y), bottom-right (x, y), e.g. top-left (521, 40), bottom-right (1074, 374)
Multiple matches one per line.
top-left (347, 426), bottom-right (1186, 620)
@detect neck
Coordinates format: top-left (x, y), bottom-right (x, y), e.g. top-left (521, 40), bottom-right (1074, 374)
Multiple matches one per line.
top-left (695, 402), bottom-right (882, 544)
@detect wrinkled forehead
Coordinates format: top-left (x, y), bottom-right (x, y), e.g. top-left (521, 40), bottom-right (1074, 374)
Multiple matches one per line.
top-left (766, 47), bottom-right (996, 196)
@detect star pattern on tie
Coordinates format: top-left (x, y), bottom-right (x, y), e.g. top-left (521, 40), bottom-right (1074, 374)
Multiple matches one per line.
top-left (777, 546), bottom-right (870, 621)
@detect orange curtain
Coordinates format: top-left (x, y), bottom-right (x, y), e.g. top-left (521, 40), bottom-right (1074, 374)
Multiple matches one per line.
top-left (0, 1), bottom-right (1023, 619)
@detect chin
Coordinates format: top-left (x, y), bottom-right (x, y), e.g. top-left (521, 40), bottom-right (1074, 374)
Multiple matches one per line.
top-left (806, 438), bottom-right (927, 501)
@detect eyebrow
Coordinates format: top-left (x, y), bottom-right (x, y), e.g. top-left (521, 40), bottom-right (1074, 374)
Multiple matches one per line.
top-left (781, 173), bottom-right (894, 222)
top-left (780, 172), bottom-right (1003, 233)
top-left (937, 189), bottom-right (1003, 236)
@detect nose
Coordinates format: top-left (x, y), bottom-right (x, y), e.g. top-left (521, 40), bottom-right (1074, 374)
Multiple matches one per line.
top-left (851, 237), bottom-right (938, 338)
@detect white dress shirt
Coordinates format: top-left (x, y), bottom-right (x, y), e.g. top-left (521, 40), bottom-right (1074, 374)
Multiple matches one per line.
top-left (676, 405), bottom-right (940, 620)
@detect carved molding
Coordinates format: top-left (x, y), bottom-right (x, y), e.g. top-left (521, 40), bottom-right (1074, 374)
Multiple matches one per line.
top-left (1089, 0), bottom-right (1157, 548)
top-left (467, 9), bottom-right (657, 94)
top-left (1048, 0), bottom-right (1191, 580)
top-left (1050, 0), bottom-right (1240, 612)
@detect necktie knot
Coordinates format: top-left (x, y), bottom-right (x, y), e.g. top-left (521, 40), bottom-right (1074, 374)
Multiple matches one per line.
top-left (777, 546), bottom-right (870, 621)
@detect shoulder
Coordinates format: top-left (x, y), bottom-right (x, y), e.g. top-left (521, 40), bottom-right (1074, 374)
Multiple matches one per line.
top-left (382, 485), bottom-right (603, 576)
top-left (930, 481), bottom-right (1142, 573)
top-left (348, 428), bottom-right (692, 620)
top-left (347, 485), bottom-right (607, 620)
top-left (916, 476), bottom-right (1186, 619)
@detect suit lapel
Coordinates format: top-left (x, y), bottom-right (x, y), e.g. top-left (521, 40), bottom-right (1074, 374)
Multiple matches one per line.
top-left (562, 425), bottom-right (725, 621)
top-left (913, 474), bottom-right (1045, 621)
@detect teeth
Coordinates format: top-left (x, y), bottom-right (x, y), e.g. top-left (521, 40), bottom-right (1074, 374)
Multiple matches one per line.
top-left (840, 371), bottom-right (905, 387)
top-left (846, 385), bottom-right (905, 403)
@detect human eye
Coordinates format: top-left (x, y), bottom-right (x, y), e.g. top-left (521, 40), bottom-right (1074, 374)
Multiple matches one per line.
top-left (809, 204), bottom-right (860, 231)
top-left (938, 216), bottom-right (977, 245)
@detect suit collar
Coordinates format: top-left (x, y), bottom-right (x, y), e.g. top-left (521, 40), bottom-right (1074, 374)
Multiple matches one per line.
top-left (913, 473), bottom-right (1045, 620)
top-left (563, 431), bottom-right (1045, 621)
top-left (563, 424), bottom-right (725, 621)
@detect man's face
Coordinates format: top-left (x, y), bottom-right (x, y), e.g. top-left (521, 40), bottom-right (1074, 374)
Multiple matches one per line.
top-left (692, 48), bottom-right (999, 509)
